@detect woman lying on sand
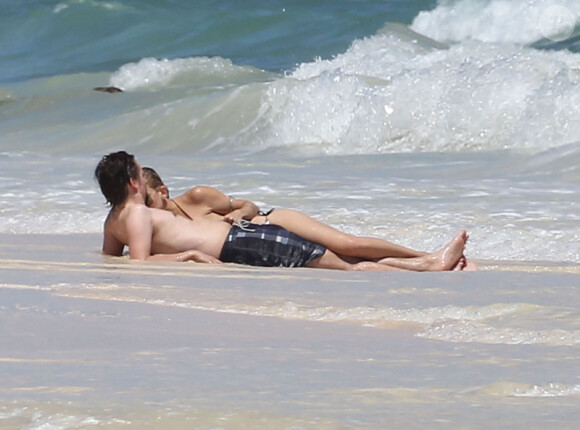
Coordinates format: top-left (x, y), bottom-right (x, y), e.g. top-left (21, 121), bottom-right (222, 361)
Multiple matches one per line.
top-left (142, 167), bottom-right (476, 271)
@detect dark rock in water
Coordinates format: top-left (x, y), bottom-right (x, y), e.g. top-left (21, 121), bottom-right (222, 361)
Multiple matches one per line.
top-left (94, 86), bottom-right (123, 93)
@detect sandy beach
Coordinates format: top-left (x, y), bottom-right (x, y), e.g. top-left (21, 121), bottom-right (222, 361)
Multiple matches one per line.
top-left (2, 234), bottom-right (579, 429)
top-left (3, 1), bottom-right (580, 428)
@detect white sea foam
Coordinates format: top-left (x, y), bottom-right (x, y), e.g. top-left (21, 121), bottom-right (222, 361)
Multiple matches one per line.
top-left (53, 0), bottom-right (128, 14)
top-left (513, 383), bottom-right (580, 398)
top-left (418, 320), bottom-right (580, 346)
top-left (410, 0), bottom-right (580, 44)
top-left (242, 302), bottom-right (536, 326)
top-left (23, 412), bottom-right (100, 430)
top-left (252, 28), bottom-right (580, 154)
top-left (99, 22), bottom-right (580, 156)
top-left (109, 57), bottom-right (271, 91)
top-left (467, 382), bottom-right (580, 398)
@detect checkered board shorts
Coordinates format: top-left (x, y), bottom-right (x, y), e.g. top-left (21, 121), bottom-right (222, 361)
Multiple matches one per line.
top-left (219, 223), bottom-right (326, 267)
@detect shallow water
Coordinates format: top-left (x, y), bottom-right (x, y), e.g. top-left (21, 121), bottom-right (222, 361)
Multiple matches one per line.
top-left (1, 149), bottom-right (578, 263)
top-left (1, 235), bottom-right (579, 429)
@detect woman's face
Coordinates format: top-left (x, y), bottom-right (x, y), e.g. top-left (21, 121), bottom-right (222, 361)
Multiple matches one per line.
top-left (146, 186), bottom-right (165, 209)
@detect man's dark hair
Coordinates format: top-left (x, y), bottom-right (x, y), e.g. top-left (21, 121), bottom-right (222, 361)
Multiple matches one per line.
top-left (95, 151), bottom-right (139, 206)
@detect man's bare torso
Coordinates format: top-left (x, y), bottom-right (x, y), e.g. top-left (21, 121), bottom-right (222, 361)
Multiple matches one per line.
top-left (104, 202), bottom-right (232, 258)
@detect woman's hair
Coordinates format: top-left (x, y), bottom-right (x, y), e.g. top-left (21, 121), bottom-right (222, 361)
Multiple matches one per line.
top-left (142, 167), bottom-right (166, 191)
top-left (94, 151), bottom-right (138, 206)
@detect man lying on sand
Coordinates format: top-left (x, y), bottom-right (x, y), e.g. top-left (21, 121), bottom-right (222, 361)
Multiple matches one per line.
top-left (95, 151), bottom-right (470, 271)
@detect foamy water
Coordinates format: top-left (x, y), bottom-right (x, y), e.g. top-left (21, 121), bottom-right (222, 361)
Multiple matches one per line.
top-left (411, 0), bottom-right (580, 44)
top-left (1, 146), bottom-right (578, 263)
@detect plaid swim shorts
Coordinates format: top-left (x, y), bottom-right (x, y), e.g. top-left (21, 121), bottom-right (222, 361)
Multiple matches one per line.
top-left (219, 223), bottom-right (326, 268)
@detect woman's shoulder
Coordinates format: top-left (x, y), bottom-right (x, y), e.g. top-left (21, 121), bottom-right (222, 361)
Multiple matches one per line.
top-left (181, 186), bottom-right (223, 202)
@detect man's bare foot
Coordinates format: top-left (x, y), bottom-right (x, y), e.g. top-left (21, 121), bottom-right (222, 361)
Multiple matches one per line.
top-left (452, 257), bottom-right (479, 271)
top-left (429, 230), bottom-right (468, 271)
top-left (453, 256), bottom-right (467, 271)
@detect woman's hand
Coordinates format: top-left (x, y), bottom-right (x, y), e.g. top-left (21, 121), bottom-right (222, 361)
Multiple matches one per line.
top-left (223, 199), bottom-right (260, 223)
top-left (223, 209), bottom-right (244, 224)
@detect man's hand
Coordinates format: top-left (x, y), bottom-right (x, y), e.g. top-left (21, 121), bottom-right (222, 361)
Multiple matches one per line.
top-left (181, 250), bottom-right (222, 264)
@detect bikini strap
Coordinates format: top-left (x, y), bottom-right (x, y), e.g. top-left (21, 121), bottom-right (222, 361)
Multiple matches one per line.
top-left (258, 208), bottom-right (275, 216)
top-left (171, 199), bottom-right (193, 220)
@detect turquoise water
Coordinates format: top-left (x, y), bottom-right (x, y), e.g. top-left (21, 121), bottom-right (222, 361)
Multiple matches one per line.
top-left (1, 0), bottom-right (435, 81)
top-left (2, 0), bottom-right (578, 85)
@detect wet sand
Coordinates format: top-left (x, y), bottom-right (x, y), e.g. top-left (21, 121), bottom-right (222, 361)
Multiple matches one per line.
top-left (1, 234), bottom-right (579, 429)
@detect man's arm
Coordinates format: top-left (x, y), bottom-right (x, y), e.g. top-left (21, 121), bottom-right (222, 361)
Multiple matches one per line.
top-left (125, 204), bottom-right (155, 260)
top-left (146, 250), bottom-right (222, 263)
top-left (102, 229), bottom-right (125, 256)
top-left (184, 186), bottom-right (259, 222)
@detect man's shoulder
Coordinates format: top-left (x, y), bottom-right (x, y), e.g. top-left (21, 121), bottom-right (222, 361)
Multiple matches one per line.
top-left (105, 203), bottom-right (150, 227)
top-left (123, 203), bottom-right (157, 229)
top-left (103, 207), bottom-right (117, 228)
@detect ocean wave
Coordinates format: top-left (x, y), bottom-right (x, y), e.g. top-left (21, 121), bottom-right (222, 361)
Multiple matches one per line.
top-left (2, 33), bottom-right (579, 158)
top-left (134, 27), bottom-right (579, 155)
top-left (411, 0), bottom-right (580, 46)
top-left (109, 56), bottom-right (275, 91)
top-left (251, 25), bottom-right (580, 154)
top-left (0, 87), bottom-right (15, 105)
top-left (3, 2), bottom-right (580, 156)
top-left (238, 301), bottom-right (537, 327)
top-left (49, 282), bottom-right (580, 346)
top-left (53, 0), bottom-right (130, 14)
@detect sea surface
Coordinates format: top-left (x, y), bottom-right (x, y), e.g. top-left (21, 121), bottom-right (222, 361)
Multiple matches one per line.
top-left (1, 0), bottom-right (579, 429)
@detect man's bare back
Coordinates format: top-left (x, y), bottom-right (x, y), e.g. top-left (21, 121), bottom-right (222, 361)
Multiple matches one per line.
top-left (104, 202), bottom-right (231, 260)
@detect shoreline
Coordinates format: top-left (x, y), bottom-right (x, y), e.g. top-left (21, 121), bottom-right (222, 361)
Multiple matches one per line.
top-left (1, 233), bottom-right (578, 274)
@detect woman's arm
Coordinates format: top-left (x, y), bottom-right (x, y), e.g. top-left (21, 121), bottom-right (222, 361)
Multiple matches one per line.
top-left (183, 186), bottom-right (260, 222)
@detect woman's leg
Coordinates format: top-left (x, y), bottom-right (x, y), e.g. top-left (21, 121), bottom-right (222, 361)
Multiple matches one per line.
top-left (376, 231), bottom-right (468, 271)
top-left (307, 231), bottom-right (467, 272)
top-left (254, 209), bottom-right (426, 260)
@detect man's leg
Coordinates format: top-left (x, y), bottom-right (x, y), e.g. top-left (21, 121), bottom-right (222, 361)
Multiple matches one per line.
top-left (307, 249), bottom-right (407, 271)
